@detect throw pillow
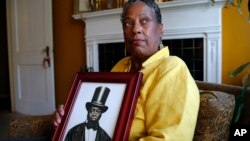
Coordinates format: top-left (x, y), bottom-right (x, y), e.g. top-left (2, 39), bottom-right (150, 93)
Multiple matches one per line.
top-left (193, 91), bottom-right (235, 141)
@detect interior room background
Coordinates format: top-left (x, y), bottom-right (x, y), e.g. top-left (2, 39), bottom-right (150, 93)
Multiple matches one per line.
top-left (1, 0), bottom-right (249, 113)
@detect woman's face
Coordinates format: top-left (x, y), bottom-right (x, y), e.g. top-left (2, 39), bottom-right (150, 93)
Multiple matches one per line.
top-left (123, 2), bottom-right (163, 61)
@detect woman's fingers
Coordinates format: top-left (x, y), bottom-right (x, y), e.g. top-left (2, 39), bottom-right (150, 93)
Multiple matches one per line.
top-left (53, 104), bottom-right (65, 127)
top-left (58, 104), bottom-right (65, 116)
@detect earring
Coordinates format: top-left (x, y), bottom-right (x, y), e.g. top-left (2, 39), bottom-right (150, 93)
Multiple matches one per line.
top-left (160, 41), bottom-right (164, 49)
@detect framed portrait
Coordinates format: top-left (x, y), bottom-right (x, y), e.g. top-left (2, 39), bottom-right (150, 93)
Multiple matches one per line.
top-left (52, 72), bottom-right (143, 141)
top-left (74, 0), bottom-right (91, 14)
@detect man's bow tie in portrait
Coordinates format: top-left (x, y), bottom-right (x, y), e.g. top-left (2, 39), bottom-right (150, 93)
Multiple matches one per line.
top-left (86, 122), bottom-right (99, 131)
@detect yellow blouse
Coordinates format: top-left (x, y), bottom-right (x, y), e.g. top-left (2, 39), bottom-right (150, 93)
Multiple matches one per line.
top-left (112, 47), bottom-right (200, 141)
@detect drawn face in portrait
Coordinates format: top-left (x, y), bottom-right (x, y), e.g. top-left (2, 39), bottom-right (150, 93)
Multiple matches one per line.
top-left (87, 106), bottom-right (102, 122)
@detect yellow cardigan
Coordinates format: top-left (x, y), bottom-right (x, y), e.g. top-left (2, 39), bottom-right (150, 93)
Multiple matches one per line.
top-left (111, 47), bottom-right (200, 141)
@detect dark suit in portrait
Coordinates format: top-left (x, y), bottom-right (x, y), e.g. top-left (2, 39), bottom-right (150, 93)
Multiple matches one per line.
top-left (64, 122), bottom-right (111, 141)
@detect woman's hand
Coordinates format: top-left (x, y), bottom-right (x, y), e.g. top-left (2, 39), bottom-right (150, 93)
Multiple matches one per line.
top-left (53, 104), bottom-right (65, 127)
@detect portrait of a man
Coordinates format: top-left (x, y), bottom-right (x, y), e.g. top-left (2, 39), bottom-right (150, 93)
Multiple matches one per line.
top-left (64, 86), bottom-right (112, 141)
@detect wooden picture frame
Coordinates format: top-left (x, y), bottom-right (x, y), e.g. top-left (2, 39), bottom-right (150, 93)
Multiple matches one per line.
top-left (52, 72), bottom-right (143, 141)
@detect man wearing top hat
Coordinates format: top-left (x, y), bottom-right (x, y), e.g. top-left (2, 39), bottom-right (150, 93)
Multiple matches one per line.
top-left (64, 86), bottom-right (111, 141)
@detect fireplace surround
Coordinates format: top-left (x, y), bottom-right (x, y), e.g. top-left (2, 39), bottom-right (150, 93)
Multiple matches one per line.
top-left (73, 0), bottom-right (226, 83)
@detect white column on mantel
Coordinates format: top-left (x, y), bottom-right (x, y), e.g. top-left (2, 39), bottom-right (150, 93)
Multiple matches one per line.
top-left (86, 41), bottom-right (99, 71)
top-left (206, 32), bottom-right (222, 83)
top-left (72, 0), bottom-right (226, 83)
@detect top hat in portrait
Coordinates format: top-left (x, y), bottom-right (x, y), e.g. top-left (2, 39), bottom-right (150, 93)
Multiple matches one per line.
top-left (86, 86), bottom-right (110, 113)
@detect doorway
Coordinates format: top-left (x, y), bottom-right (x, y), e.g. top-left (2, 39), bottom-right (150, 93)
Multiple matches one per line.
top-left (0, 0), bottom-right (11, 114)
top-left (7, 0), bottom-right (55, 115)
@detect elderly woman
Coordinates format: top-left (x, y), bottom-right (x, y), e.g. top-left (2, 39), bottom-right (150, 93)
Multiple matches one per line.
top-left (54, 0), bottom-right (200, 140)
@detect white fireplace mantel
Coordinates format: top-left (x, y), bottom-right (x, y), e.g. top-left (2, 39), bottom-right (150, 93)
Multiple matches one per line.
top-left (73, 0), bottom-right (226, 83)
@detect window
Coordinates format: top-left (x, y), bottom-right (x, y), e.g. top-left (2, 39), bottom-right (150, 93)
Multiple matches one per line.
top-left (163, 38), bottom-right (203, 81)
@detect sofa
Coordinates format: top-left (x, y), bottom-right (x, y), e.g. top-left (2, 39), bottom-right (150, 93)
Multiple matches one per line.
top-left (1, 81), bottom-right (249, 141)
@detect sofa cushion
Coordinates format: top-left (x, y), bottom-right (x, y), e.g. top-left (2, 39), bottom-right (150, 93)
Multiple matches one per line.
top-left (9, 115), bottom-right (54, 138)
top-left (194, 90), bottom-right (235, 141)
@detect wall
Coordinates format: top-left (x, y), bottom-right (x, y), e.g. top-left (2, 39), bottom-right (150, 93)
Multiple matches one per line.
top-left (222, 0), bottom-right (250, 86)
top-left (53, 0), bottom-right (86, 105)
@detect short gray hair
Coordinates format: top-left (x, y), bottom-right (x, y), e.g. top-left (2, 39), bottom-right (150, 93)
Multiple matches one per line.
top-left (120, 0), bottom-right (162, 25)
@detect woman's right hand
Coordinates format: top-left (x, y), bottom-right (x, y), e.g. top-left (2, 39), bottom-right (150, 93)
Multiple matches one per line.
top-left (53, 104), bottom-right (65, 127)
